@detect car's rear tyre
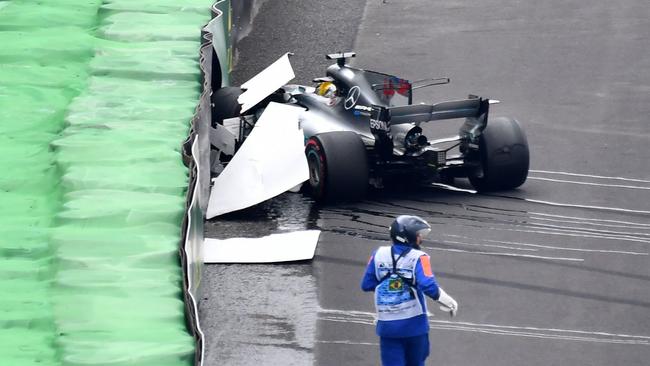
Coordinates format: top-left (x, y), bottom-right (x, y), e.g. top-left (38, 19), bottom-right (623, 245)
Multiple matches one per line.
top-left (305, 131), bottom-right (369, 202)
top-left (469, 117), bottom-right (529, 191)
top-left (212, 86), bottom-right (243, 124)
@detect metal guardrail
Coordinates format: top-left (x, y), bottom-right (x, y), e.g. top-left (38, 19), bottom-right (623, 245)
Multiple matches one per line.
top-left (181, 1), bottom-right (255, 364)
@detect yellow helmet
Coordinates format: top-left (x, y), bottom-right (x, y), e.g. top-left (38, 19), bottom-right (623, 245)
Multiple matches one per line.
top-left (317, 81), bottom-right (337, 98)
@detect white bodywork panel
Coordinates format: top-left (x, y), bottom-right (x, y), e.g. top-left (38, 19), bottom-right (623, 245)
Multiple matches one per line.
top-left (222, 116), bottom-right (242, 136)
top-left (206, 102), bottom-right (308, 218)
top-left (203, 230), bottom-right (321, 263)
top-left (238, 53), bottom-right (295, 113)
top-left (209, 123), bottom-right (236, 156)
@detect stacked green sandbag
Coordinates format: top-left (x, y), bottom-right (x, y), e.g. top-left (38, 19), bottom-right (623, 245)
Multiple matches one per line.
top-left (0, 0), bottom-right (216, 364)
top-left (0, 1), bottom-right (101, 364)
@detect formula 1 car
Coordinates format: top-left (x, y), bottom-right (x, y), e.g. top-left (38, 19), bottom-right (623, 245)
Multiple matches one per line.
top-left (209, 52), bottom-right (529, 207)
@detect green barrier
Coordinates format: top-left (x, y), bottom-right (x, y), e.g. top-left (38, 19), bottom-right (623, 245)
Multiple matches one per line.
top-left (0, 2), bottom-right (97, 364)
top-left (0, 0), bottom-right (221, 364)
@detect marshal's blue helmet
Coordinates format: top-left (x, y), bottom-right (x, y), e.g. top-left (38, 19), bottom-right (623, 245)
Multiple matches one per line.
top-left (389, 215), bottom-right (432, 246)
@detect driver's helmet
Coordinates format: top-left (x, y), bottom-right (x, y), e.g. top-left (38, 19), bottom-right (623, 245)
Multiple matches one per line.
top-left (389, 215), bottom-right (431, 247)
top-left (316, 81), bottom-right (337, 98)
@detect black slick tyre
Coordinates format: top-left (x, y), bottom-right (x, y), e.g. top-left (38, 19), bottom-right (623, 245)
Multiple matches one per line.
top-left (469, 117), bottom-right (529, 191)
top-left (212, 86), bottom-right (243, 124)
top-left (305, 131), bottom-right (369, 202)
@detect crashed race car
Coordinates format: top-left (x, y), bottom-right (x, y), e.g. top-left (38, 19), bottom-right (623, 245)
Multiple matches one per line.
top-left (207, 52), bottom-right (529, 216)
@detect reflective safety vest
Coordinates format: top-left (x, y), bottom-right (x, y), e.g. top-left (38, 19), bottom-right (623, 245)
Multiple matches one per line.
top-left (373, 246), bottom-right (427, 321)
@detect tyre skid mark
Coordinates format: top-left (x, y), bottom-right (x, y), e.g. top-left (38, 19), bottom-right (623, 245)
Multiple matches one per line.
top-left (507, 197), bottom-right (650, 216)
top-left (443, 234), bottom-right (648, 256)
top-left (322, 208), bottom-right (650, 261)
top-left (528, 176), bottom-right (650, 190)
top-left (529, 215), bottom-right (650, 231)
top-left (530, 212), bottom-right (650, 228)
top-left (374, 200), bottom-right (532, 227)
top-left (376, 197), bottom-right (650, 233)
top-left (530, 170), bottom-right (650, 184)
top-left (323, 204), bottom-right (528, 235)
top-left (525, 221), bottom-right (650, 239)
top-left (440, 239), bottom-right (539, 252)
top-left (318, 309), bottom-right (650, 346)
top-left (422, 245), bottom-right (584, 262)
top-left (320, 189), bottom-right (650, 258)
top-left (429, 217), bottom-right (650, 245)
top-left (323, 214), bottom-right (650, 249)
top-left (325, 224), bottom-right (648, 258)
top-left (433, 216), bottom-right (650, 243)
top-left (425, 180), bottom-right (650, 216)
top-left (463, 224), bottom-right (650, 245)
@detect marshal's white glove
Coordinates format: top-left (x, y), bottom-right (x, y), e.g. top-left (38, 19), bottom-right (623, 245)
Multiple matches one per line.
top-left (436, 287), bottom-right (458, 317)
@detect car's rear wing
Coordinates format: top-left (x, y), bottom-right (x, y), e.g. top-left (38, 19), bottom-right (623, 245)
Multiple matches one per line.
top-left (369, 96), bottom-right (494, 141)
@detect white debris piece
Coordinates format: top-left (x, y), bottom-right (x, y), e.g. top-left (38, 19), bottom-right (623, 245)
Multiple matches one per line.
top-left (206, 102), bottom-right (308, 218)
top-left (238, 53), bottom-right (295, 113)
top-left (204, 230), bottom-right (321, 263)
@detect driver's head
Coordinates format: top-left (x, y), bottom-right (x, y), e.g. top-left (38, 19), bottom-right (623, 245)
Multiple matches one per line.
top-left (317, 81), bottom-right (337, 98)
top-left (389, 215), bottom-right (431, 248)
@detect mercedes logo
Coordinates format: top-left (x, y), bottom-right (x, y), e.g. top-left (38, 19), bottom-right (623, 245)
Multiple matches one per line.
top-left (344, 86), bottom-right (361, 110)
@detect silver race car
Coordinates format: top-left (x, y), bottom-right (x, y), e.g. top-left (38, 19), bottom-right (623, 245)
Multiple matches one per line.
top-left (208, 52), bottom-right (529, 214)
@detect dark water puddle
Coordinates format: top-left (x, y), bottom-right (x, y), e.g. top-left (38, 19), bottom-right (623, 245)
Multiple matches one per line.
top-left (205, 192), bottom-right (320, 239)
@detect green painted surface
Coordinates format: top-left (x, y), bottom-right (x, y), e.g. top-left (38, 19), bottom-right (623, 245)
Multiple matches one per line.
top-left (0, 0), bottom-right (220, 364)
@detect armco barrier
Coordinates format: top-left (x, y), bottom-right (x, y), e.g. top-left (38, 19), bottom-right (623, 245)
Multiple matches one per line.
top-left (180, 1), bottom-right (258, 365)
top-left (180, 138), bottom-right (206, 365)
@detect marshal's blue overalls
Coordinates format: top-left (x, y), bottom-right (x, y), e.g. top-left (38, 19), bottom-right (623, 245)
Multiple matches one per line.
top-left (361, 244), bottom-right (441, 366)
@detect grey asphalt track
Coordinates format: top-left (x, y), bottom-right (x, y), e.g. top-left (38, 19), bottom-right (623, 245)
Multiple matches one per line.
top-left (200, 1), bottom-right (650, 365)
